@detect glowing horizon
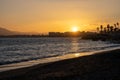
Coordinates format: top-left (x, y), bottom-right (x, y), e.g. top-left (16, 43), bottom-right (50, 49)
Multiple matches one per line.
top-left (0, 0), bottom-right (120, 33)
top-left (71, 26), bottom-right (79, 32)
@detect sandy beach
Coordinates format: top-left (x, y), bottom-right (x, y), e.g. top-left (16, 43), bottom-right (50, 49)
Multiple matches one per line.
top-left (0, 49), bottom-right (120, 80)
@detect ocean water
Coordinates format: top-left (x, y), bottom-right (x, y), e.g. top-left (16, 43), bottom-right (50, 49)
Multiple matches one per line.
top-left (0, 37), bottom-right (120, 65)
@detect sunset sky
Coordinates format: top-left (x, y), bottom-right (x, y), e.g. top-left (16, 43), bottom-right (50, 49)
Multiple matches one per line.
top-left (0, 0), bottom-right (120, 33)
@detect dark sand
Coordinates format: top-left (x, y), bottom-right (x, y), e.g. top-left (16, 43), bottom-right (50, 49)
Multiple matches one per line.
top-left (0, 49), bottom-right (120, 80)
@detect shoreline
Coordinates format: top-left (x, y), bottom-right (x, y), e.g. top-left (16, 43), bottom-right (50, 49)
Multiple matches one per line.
top-left (0, 48), bottom-right (120, 80)
top-left (0, 46), bottom-right (120, 73)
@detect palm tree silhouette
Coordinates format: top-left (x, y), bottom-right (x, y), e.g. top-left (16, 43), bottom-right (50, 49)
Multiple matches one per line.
top-left (114, 24), bottom-right (117, 28)
top-left (107, 24), bottom-right (110, 32)
top-left (97, 27), bottom-right (99, 32)
top-left (104, 27), bottom-right (107, 33)
top-left (117, 22), bottom-right (119, 29)
top-left (100, 25), bottom-right (103, 32)
top-left (110, 26), bottom-right (113, 32)
top-left (114, 23), bottom-right (118, 31)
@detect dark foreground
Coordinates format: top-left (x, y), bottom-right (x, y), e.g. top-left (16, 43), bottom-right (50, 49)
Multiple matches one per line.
top-left (0, 49), bottom-right (120, 80)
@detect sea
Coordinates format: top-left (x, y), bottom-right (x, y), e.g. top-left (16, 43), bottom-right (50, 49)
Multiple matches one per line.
top-left (0, 37), bottom-right (120, 66)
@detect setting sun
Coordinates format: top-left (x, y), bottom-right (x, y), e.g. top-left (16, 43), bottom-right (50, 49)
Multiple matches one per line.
top-left (72, 26), bottom-right (79, 32)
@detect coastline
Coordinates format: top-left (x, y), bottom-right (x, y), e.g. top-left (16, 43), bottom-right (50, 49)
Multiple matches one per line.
top-left (0, 47), bottom-right (120, 72)
top-left (0, 48), bottom-right (120, 80)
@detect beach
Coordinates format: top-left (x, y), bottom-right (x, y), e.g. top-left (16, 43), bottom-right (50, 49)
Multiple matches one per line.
top-left (0, 49), bottom-right (120, 80)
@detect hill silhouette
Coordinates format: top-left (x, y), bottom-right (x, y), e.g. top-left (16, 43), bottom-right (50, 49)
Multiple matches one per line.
top-left (0, 27), bottom-right (40, 36)
top-left (0, 27), bottom-right (19, 36)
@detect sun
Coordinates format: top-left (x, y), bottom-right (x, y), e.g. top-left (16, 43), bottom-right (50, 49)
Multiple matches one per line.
top-left (72, 26), bottom-right (78, 32)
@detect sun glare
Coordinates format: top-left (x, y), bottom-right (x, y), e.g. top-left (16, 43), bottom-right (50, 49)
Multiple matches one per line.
top-left (72, 26), bottom-right (78, 32)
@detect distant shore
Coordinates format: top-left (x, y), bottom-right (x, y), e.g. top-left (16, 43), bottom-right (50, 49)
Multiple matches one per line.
top-left (0, 49), bottom-right (120, 80)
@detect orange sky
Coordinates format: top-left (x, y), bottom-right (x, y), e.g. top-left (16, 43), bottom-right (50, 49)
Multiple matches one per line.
top-left (0, 0), bottom-right (120, 33)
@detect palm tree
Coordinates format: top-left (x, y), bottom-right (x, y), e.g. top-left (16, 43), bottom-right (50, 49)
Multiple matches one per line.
top-left (100, 25), bottom-right (103, 32)
top-left (114, 24), bottom-right (117, 28)
top-left (97, 27), bottom-right (99, 32)
top-left (107, 24), bottom-right (110, 32)
top-left (110, 26), bottom-right (113, 32)
top-left (104, 27), bottom-right (107, 33)
top-left (114, 24), bottom-right (117, 32)
top-left (117, 22), bottom-right (119, 29)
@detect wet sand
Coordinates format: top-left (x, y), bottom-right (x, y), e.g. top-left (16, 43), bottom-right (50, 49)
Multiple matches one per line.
top-left (0, 49), bottom-right (120, 80)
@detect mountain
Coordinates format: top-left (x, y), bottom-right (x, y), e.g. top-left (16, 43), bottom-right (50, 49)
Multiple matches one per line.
top-left (0, 27), bottom-right (20, 36)
top-left (0, 27), bottom-right (40, 36)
